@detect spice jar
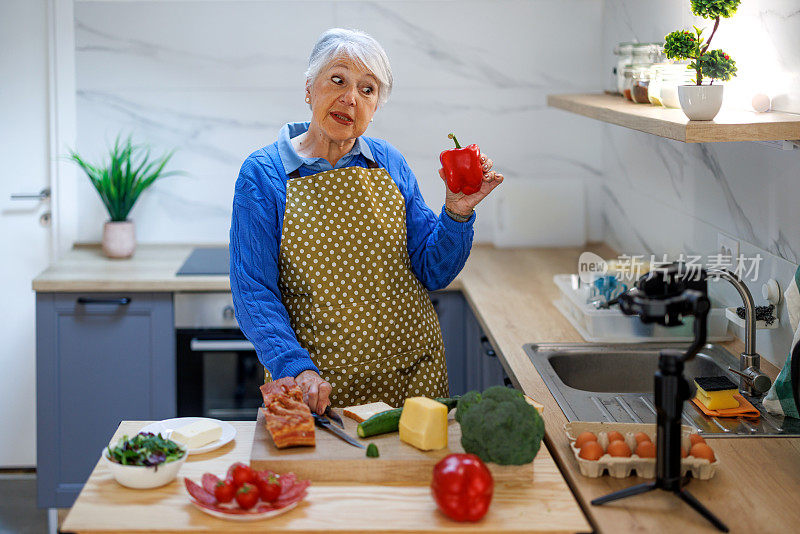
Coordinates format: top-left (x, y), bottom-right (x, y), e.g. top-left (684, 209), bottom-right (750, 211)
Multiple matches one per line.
top-left (613, 42), bottom-right (636, 95)
top-left (620, 43), bottom-right (664, 102)
top-left (622, 66), bottom-right (635, 101)
top-left (631, 67), bottom-right (651, 104)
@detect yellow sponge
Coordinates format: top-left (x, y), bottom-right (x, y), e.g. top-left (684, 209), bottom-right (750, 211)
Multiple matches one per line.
top-left (694, 376), bottom-right (739, 410)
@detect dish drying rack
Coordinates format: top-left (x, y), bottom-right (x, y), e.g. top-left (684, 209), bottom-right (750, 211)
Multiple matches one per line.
top-left (553, 274), bottom-right (732, 343)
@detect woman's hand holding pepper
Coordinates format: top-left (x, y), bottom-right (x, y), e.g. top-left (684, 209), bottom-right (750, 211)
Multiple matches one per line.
top-left (295, 370), bottom-right (332, 414)
top-left (439, 154), bottom-right (503, 217)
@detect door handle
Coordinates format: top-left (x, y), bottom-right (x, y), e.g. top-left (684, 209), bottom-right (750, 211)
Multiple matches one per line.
top-left (76, 297), bottom-right (131, 305)
top-left (11, 188), bottom-right (50, 201)
top-left (189, 339), bottom-right (255, 352)
top-left (480, 336), bottom-right (496, 358)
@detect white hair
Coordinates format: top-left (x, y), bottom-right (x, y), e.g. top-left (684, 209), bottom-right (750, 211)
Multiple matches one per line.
top-left (305, 28), bottom-right (393, 107)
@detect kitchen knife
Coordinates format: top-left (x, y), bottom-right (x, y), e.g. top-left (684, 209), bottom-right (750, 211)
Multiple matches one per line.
top-left (324, 406), bottom-right (344, 428)
top-left (312, 413), bottom-right (365, 449)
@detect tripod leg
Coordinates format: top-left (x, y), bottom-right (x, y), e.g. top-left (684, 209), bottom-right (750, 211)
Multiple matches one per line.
top-left (677, 489), bottom-right (729, 533)
top-left (591, 482), bottom-right (657, 506)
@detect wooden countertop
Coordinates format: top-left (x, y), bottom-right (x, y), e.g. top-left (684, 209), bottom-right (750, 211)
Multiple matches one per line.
top-left (62, 421), bottom-right (590, 533)
top-left (48, 243), bottom-right (800, 532)
top-left (32, 244), bottom-right (230, 292)
top-left (458, 245), bottom-right (800, 534)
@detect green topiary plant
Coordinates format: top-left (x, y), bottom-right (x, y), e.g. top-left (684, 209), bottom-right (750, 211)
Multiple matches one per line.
top-left (68, 135), bottom-right (181, 222)
top-left (699, 49), bottom-right (737, 82)
top-left (663, 0), bottom-right (739, 85)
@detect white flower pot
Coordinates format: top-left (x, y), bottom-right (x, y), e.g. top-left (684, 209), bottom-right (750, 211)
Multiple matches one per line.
top-left (102, 220), bottom-right (136, 258)
top-left (678, 84), bottom-right (724, 121)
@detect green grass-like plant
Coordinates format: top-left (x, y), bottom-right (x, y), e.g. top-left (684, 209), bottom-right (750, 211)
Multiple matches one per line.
top-left (68, 135), bottom-right (180, 222)
top-left (664, 0), bottom-right (739, 85)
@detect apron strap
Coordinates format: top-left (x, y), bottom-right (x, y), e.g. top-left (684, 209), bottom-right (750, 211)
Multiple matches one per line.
top-left (287, 158), bottom-right (380, 179)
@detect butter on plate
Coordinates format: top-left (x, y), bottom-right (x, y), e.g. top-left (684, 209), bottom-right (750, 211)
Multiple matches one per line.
top-left (171, 420), bottom-right (223, 449)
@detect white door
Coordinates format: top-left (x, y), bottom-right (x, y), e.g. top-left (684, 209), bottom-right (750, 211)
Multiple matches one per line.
top-left (0, 0), bottom-right (53, 467)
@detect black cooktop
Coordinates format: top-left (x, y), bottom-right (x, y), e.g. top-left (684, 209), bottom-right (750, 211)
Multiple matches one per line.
top-left (176, 247), bottom-right (229, 276)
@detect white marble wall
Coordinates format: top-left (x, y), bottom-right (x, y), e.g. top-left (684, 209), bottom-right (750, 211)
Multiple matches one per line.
top-left (73, 0), bottom-right (604, 244)
top-left (600, 0), bottom-right (800, 367)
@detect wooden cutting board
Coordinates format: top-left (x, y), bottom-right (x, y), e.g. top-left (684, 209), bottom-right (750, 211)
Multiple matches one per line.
top-left (250, 409), bottom-right (534, 484)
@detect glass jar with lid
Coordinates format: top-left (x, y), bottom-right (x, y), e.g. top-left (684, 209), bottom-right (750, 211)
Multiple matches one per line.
top-left (620, 43), bottom-right (664, 101)
top-left (631, 66), bottom-right (652, 103)
top-left (613, 42), bottom-right (636, 95)
top-left (659, 62), bottom-right (695, 108)
top-left (631, 43), bottom-right (664, 66)
top-left (621, 66), bottom-right (635, 101)
top-left (647, 63), bottom-right (667, 105)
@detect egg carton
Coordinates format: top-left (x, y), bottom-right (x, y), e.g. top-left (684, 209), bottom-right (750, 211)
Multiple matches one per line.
top-left (564, 422), bottom-right (720, 480)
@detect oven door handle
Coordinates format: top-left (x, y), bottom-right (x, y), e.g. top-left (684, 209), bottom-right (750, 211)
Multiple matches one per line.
top-left (189, 339), bottom-right (256, 352)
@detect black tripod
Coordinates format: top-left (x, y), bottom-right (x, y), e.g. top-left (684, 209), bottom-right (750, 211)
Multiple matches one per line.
top-left (591, 264), bottom-right (728, 533)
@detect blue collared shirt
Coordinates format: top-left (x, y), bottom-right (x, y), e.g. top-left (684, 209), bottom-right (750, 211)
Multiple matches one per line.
top-left (277, 121), bottom-right (375, 175)
top-left (230, 123), bottom-right (476, 380)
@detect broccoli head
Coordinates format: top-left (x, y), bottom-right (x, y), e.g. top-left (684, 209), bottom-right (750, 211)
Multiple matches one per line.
top-left (456, 386), bottom-right (545, 465)
top-left (454, 390), bottom-right (482, 424)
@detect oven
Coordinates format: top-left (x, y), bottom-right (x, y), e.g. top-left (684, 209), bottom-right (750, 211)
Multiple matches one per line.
top-left (175, 292), bottom-right (264, 420)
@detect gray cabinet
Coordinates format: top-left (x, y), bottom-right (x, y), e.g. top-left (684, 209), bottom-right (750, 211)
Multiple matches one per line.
top-left (429, 291), bottom-right (467, 395)
top-left (36, 292), bottom-right (175, 508)
top-left (430, 291), bottom-right (508, 396)
top-left (465, 308), bottom-right (509, 391)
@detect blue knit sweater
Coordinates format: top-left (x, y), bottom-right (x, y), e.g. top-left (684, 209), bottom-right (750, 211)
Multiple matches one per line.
top-left (229, 130), bottom-right (475, 380)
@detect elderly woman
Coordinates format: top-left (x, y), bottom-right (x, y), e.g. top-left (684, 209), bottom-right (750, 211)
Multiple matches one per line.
top-left (230, 28), bottom-right (503, 415)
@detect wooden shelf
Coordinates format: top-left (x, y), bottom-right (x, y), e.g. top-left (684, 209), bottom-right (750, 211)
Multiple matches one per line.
top-left (547, 93), bottom-right (800, 143)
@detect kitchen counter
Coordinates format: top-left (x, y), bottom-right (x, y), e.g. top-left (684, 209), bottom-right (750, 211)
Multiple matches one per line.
top-left (62, 421), bottom-right (589, 533)
top-left (41, 244), bottom-right (800, 532)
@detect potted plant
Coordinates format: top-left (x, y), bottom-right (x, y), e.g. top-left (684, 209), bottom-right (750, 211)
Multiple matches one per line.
top-left (663, 0), bottom-right (739, 120)
top-left (68, 135), bottom-right (180, 258)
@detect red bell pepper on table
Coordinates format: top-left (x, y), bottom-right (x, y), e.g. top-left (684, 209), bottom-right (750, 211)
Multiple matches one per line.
top-left (431, 453), bottom-right (494, 522)
top-left (439, 133), bottom-right (483, 195)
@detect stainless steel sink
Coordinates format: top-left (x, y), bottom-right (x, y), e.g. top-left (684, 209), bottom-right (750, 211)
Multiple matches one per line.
top-left (525, 343), bottom-right (800, 437)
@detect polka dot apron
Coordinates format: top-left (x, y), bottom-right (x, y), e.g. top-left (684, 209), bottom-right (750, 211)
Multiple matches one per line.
top-left (269, 162), bottom-right (449, 407)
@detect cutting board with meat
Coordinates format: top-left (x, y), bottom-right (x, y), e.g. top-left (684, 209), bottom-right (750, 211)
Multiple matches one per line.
top-left (250, 379), bottom-right (534, 484)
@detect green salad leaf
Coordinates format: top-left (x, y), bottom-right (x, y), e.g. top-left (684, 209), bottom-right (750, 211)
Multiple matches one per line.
top-left (106, 432), bottom-right (185, 470)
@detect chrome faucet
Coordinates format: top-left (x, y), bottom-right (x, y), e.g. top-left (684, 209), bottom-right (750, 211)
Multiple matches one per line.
top-left (706, 268), bottom-right (772, 396)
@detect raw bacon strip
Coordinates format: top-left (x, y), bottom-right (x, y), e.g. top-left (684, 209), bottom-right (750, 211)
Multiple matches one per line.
top-left (201, 473), bottom-right (220, 495)
top-left (259, 378), bottom-right (315, 449)
top-left (184, 478), bottom-right (217, 506)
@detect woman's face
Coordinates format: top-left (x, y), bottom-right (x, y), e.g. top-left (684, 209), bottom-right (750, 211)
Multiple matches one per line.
top-left (307, 56), bottom-right (379, 143)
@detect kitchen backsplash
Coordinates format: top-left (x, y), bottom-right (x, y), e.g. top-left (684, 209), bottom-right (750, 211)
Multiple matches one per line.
top-left (73, 0), bottom-right (604, 245)
top-left (597, 0), bottom-right (800, 368)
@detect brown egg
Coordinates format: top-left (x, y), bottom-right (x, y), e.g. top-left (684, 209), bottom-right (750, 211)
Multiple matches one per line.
top-left (635, 440), bottom-right (656, 458)
top-left (689, 433), bottom-right (706, 446)
top-left (607, 440), bottom-right (632, 457)
top-left (634, 432), bottom-right (652, 444)
top-left (574, 431), bottom-right (598, 449)
top-left (690, 443), bottom-right (716, 462)
top-left (681, 446), bottom-right (688, 458)
top-left (606, 431), bottom-right (625, 443)
top-left (579, 440), bottom-right (604, 461)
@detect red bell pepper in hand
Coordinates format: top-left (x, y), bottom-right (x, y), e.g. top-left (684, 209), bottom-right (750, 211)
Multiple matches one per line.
top-left (439, 133), bottom-right (483, 195)
top-left (431, 453), bottom-right (494, 522)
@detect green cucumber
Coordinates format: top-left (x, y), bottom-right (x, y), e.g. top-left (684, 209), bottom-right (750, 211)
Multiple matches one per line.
top-left (356, 396), bottom-right (460, 438)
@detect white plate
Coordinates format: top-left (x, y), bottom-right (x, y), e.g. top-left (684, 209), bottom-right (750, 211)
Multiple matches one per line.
top-left (189, 500), bottom-right (299, 521)
top-left (139, 417), bottom-right (236, 455)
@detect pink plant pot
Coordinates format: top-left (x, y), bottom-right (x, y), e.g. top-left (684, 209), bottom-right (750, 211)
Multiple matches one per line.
top-left (102, 220), bottom-right (136, 259)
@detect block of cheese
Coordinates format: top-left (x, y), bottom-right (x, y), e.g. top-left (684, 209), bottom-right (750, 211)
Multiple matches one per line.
top-left (694, 376), bottom-right (739, 410)
top-left (343, 402), bottom-right (394, 423)
top-left (398, 397), bottom-right (447, 451)
top-left (171, 420), bottom-right (223, 449)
